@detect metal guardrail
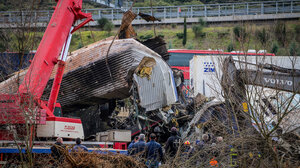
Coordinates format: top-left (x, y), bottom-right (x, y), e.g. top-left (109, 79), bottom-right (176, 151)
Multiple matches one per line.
top-left (0, 0), bottom-right (299, 24)
top-left (87, 0), bottom-right (116, 8)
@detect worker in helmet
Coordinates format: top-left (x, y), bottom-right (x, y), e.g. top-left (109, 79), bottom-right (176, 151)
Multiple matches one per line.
top-left (182, 140), bottom-right (194, 159)
top-left (184, 140), bottom-right (190, 145)
top-left (165, 127), bottom-right (181, 157)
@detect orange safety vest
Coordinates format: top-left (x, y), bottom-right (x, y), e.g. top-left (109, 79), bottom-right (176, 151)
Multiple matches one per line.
top-left (210, 157), bottom-right (218, 167)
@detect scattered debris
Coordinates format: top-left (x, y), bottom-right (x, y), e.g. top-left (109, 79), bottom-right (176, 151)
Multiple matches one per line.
top-left (138, 12), bottom-right (161, 22)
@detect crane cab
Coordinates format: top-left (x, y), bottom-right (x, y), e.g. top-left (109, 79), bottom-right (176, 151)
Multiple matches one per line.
top-left (36, 101), bottom-right (84, 139)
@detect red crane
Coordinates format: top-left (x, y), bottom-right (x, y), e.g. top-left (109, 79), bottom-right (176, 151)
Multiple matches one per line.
top-left (0, 0), bottom-right (93, 140)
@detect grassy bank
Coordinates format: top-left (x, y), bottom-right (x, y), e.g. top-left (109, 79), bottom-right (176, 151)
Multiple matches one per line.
top-left (69, 20), bottom-right (300, 56)
top-left (1, 20), bottom-right (299, 56)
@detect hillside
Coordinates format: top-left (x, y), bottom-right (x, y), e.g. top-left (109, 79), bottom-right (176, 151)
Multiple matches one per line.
top-left (67, 21), bottom-right (300, 56)
top-left (0, 20), bottom-right (299, 56)
top-left (134, 0), bottom-right (264, 7)
top-left (0, 0), bottom-right (273, 11)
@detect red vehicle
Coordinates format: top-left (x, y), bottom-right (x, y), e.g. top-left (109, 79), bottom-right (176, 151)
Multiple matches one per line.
top-left (0, 0), bottom-right (93, 140)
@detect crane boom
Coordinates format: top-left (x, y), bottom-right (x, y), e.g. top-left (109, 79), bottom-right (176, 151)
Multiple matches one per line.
top-left (0, 0), bottom-right (93, 139)
top-left (18, 0), bottom-right (91, 99)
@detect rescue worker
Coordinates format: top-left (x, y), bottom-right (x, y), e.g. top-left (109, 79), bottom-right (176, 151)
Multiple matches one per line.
top-left (128, 136), bottom-right (139, 155)
top-left (73, 138), bottom-right (88, 152)
top-left (145, 133), bottom-right (163, 168)
top-left (197, 134), bottom-right (212, 150)
top-left (209, 157), bottom-right (218, 167)
top-left (165, 127), bottom-right (180, 157)
top-left (132, 134), bottom-right (147, 156)
top-left (51, 137), bottom-right (65, 165)
top-left (216, 136), bottom-right (223, 143)
top-left (182, 140), bottom-right (194, 158)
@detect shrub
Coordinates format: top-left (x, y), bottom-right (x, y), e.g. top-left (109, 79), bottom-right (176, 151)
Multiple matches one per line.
top-left (158, 34), bottom-right (165, 38)
top-left (72, 33), bottom-right (79, 39)
top-left (274, 22), bottom-right (286, 46)
top-left (192, 25), bottom-right (204, 38)
top-left (233, 25), bottom-right (248, 43)
top-left (255, 28), bottom-right (269, 46)
top-left (187, 43), bottom-right (194, 49)
top-left (289, 41), bottom-right (298, 56)
top-left (97, 18), bottom-right (109, 30)
top-left (227, 43), bottom-right (234, 52)
top-left (295, 24), bottom-right (300, 34)
top-left (176, 33), bottom-right (184, 39)
top-left (140, 34), bottom-right (153, 40)
top-left (171, 24), bottom-right (177, 28)
top-left (77, 42), bottom-right (83, 49)
top-left (168, 40), bottom-right (173, 49)
top-left (217, 32), bottom-right (229, 38)
top-left (183, 17), bottom-right (187, 46)
top-left (198, 18), bottom-right (207, 27)
top-left (271, 42), bottom-right (279, 55)
top-left (103, 21), bottom-right (114, 33)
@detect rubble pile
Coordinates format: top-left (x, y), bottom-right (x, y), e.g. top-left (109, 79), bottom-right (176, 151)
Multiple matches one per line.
top-left (63, 151), bottom-right (144, 168)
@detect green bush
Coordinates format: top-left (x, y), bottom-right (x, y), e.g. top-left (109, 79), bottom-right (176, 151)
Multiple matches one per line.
top-left (289, 41), bottom-right (298, 56)
top-left (198, 18), bottom-right (207, 27)
top-left (192, 25), bottom-right (204, 38)
top-left (140, 34), bottom-right (153, 41)
top-left (171, 24), bottom-right (177, 28)
top-left (217, 32), bottom-right (229, 38)
top-left (168, 40), bottom-right (173, 49)
top-left (271, 42), bottom-right (279, 55)
top-left (295, 24), bottom-right (300, 34)
top-left (255, 28), bottom-right (269, 46)
top-left (176, 33), bottom-right (184, 39)
top-left (158, 34), bottom-right (165, 38)
top-left (187, 43), bottom-right (194, 49)
top-left (227, 43), bottom-right (234, 52)
top-left (72, 34), bottom-right (79, 39)
top-left (274, 22), bottom-right (286, 46)
top-left (77, 42), bottom-right (83, 49)
top-left (97, 18), bottom-right (109, 30)
top-left (103, 21), bottom-right (114, 33)
top-left (233, 25), bottom-right (248, 42)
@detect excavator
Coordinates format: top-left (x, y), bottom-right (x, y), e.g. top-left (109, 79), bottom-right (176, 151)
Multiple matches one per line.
top-left (221, 56), bottom-right (300, 155)
top-left (0, 0), bottom-right (93, 141)
top-left (221, 56), bottom-right (299, 120)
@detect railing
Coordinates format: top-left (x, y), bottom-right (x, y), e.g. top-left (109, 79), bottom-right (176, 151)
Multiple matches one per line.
top-left (0, 0), bottom-right (299, 23)
top-left (87, 0), bottom-right (116, 8)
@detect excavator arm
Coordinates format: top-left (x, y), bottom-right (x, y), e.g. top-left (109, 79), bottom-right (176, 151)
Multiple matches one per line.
top-left (221, 56), bottom-right (300, 100)
top-left (221, 56), bottom-right (300, 131)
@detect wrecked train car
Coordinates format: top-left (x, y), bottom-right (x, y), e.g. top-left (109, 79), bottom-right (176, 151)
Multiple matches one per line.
top-left (0, 38), bottom-right (179, 138)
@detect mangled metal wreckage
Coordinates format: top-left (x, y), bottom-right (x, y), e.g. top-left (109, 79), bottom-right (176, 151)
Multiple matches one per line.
top-left (0, 38), bottom-right (183, 139)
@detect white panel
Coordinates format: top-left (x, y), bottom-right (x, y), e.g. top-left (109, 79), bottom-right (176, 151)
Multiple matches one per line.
top-left (37, 121), bottom-right (84, 139)
top-left (190, 55), bottom-right (300, 99)
top-left (54, 121), bottom-right (84, 139)
top-left (37, 121), bottom-right (55, 137)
